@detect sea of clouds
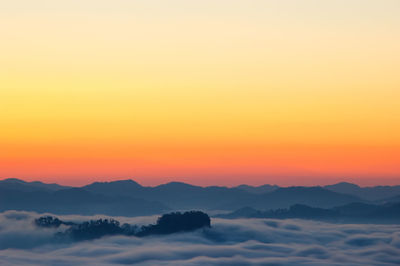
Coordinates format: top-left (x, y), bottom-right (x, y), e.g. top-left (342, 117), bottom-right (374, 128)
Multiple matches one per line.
top-left (0, 211), bottom-right (399, 265)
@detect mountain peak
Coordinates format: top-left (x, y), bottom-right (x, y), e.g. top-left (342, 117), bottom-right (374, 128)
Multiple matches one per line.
top-left (0, 178), bottom-right (69, 191)
top-left (111, 179), bottom-right (141, 185)
top-left (1, 178), bottom-right (26, 183)
top-left (157, 181), bottom-right (198, 189)
top-left (88, 179), bottom-right (142, 187)
top-left (235, 184), bottom-right (278, 194)
top-left (326, 182), bottom-right (360, 189)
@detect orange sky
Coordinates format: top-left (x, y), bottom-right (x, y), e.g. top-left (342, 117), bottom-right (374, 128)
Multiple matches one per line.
top-left (1, 1), bottom-right (399, 186)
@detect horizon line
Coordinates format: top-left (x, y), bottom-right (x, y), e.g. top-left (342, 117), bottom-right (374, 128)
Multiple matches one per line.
top-left (1, 177), bottom-right (399, 189)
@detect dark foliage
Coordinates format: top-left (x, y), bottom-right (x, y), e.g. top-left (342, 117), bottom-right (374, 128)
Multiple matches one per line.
top-left (34, 216), bottom-right (75, 228)
top-left (62, 219), bottom-right (128, 241)
top-left (35, 211), bottom-right (211, 241)
top-left (137, 211), bottom-right (211, 237)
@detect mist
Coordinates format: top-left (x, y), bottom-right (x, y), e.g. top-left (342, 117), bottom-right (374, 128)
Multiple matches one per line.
top-left (0, 211), bottom-right (399, 265)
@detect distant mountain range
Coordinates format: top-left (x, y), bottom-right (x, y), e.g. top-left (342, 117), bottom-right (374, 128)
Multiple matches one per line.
top-left (0, 178), bottom-right (399, 217)
top-left (0, 178), bottom-right (71, 192)
top-left (324, 182), bottom-right (400, 201)
top-left (217, 202), bottom-right (400, 223)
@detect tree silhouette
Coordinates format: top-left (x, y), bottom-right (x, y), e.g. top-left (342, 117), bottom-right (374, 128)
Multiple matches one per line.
top-left (137, 211), bottom-right (211, 236)
top-left (34, 216), bottom-right (75, 228)
top-left (64, 219), bottom-right (124, 241)
top-left (35, 211), bottom-right (211, 241)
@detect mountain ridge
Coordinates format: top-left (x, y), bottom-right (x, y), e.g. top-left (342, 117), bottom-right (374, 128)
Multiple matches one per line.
top-left (1, 178), bottom-right (400, 216)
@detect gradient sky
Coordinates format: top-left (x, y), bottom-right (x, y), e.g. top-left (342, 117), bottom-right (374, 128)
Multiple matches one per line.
top-left (1, 0), bottom-right (399, 186)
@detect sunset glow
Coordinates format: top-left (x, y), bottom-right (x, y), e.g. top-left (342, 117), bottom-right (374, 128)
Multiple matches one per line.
top-left (1, 0), bottom-right (399, 186)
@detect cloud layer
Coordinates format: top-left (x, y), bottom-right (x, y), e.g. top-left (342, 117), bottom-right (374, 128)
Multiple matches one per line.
top-left (0, 211), bottom-right (400, 265)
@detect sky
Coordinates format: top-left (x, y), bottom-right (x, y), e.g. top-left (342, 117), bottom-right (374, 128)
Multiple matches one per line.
top-left (0, 0), bottom-right (399, 186)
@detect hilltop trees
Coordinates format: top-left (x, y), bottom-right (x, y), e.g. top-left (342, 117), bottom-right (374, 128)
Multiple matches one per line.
top-left (35, 211), bottom-right (211, 241)
top-left (34, 216), bottom-right (75, 228)
top-left (137, 211), bottom-right (211, 236)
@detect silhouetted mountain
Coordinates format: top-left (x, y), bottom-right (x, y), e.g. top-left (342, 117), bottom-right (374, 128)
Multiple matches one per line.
top-left (218, 206), bottom-right (262, 218)
top-left (218, 202), bottom-right (400, 223)
top-left (83, 180), bottom-right (366, 211)
top-left (83, 180), bottom-right (256, 210)
top-left (218, 204), bottom-right (339, 219)
top-left (381, 194), bottom-right (400, 204)
top-left (35, 211), bottom-right (211, 241)
top-left (1, 178), bottom-right (373, 213)
top-left (333, 202), bottom-right (400, 221)
top-left (149, 183), bottom-right (258, 210)
top-left (220, 186), bottom-right (365, 210)
top-left (0, 187), bottom-right (168, 216)
top-left (264, 186), bottom-right (363, 208)
top-left (235, 184), bottom-right (279, 194)
top-left (0, 178), bottom-right (70, 192)
top-left (332, 202), bottom-right (380, 216)
top-left (82, 179), bottom-right (143, 196)
top-left (366, 203), bottom-right (400, 220)
top-left (324, 182), bottom-right (360, 193)
top-left (324, 182), bottom-right (400, 201)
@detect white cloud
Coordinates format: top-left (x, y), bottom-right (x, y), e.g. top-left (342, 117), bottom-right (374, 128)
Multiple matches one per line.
top-left (0, 211), bottom-right (399, 265)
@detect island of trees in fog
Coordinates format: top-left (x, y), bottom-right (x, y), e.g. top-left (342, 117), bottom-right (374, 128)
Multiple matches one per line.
top-left (35, 211), bottom-right (211, 241)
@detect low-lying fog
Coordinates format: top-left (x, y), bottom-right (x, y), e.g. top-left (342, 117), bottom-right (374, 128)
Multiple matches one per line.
top-left (0, 211), bottom-right (399, 265)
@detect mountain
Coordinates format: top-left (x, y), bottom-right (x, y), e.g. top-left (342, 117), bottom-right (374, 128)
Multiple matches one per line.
top-left (84, 181), bottom-right (365, 211)
top-left (324, 182), bottom-right (360, 195)
top-left (216, 206), bottom-right (262, 218)
top-left (82, 179), bottom-right (144, 196)
top-left (0, 186), bottom-right (168, 216)
top-left (218, 204), bottom-right (339, 219)
top-left (333, 202), bottom-right (381, 215)
top-left (235, 184), bottom-right (279, 194)
top-left (379, 194), bottom-right (400, 204)
top-left (148, 183), bottom-right (258, 210)
top-left (324, 182), bottom-right (400, 201)
top-left (0, 178), bottom-right (70, 192)
top-left (220, 186), bottom-right (365, 210)
top-left (218, 202), bottom-right (400, 223)
top-left (83, 180), bottom-right (257, 210)
top-left (264, 186), bottom-right (363, 208)
top-left (1, 178), bottom-right (392, 215)
top-left (2, 177), bottom-right (400, 221)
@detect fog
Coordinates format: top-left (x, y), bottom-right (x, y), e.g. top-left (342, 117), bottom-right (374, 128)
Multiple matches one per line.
top-left (0, 211), bottom-right (399, 265)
